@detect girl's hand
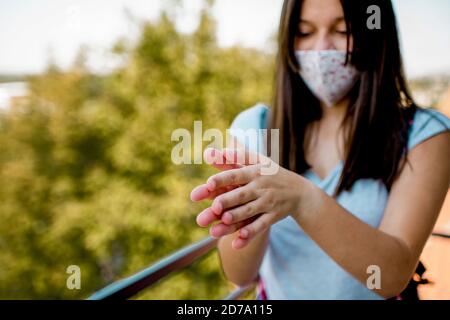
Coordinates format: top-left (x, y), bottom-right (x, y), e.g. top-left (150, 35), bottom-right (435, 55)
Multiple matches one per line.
top-left (192, 147), bottom-right (311, 249)
top-left (191, 148), bottom-right (255, 233)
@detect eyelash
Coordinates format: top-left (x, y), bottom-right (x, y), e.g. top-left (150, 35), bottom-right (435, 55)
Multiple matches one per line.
top-left (296, 31), bottom-right (311, 38)
top-left (296, 30), bottom-right (348, 38)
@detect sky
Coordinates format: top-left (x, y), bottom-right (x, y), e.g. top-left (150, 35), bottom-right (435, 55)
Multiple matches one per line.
top-left (0, 0), bottom-right (449, 78)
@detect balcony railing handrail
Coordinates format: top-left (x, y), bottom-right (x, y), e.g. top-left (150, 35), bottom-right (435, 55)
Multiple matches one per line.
top-left (88, 236), bottom-right (219, 300)
top-left (88, 236), bottom-right (256, 300)
top-left (87, 231), bottom-right (449, 300)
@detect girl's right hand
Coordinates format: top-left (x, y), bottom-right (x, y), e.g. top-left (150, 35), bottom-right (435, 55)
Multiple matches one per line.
top-left (191, 148), bottom-right (256, 236)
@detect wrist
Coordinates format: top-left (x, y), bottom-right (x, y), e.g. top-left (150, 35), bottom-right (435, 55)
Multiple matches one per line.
top-left (294, 175), bottom-right (320, 222)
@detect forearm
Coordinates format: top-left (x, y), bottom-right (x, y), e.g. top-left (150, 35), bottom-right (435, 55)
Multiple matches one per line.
top-left (293, 180), bottom-right (416, 298)
top-left (217, 228), bottom-right (270, 287)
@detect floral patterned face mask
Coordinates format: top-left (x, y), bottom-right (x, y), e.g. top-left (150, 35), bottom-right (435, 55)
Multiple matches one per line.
top-left (295, 50), bottom-right (360, 107)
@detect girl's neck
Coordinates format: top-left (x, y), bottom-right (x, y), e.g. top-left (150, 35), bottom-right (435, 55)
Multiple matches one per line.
top-left (320, 97), bottom-right (350, 124)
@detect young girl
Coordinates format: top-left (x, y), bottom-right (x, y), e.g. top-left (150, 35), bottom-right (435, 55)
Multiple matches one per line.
top-left (190, 0), bottom-right (450, 299)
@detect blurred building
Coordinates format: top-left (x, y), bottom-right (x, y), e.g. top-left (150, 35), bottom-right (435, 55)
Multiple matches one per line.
top-left (418, 85), bottom-right (450, 300)
top-left (437, 86), bottom-right (450, 115)
top-left (0, 81), bottom-right (28, 109)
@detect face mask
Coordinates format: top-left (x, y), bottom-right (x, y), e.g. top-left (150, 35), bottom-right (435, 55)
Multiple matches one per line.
top-left (295, 50), bottom-right (360, 107)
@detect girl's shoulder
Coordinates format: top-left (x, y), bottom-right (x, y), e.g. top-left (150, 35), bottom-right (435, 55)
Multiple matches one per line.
top-left (229, 103), bottom-right (270, 131)
top-left (408, 106), bottom-right (450, 151)
top-left (228, 103), bottom-right (270, 153)
top-left (228, 103), bottom-right (450, 152)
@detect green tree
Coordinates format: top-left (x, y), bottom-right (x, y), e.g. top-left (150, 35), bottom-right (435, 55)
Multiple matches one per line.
top-left (0, 1), bottom-right (274, 299)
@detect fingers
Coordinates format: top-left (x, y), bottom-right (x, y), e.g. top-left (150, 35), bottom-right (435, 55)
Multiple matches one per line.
top-left (205, 146), bottom-right (271, 168)
top-left (238, 213), bottom-right (272, 242)
top-left (194, 147), bottom-right (269, 202)
top-left (196, 207), bottom-right (220, 227)
top-left (221, 147), bottom-right (260, 166)
top-left (211, 184), bottom-right (258, 216)
top-left (223, 145), bottom-right (273, 167)
top-left (191, 148), bottom-right (245, 203)
top-left (210, 216), bottom-right (257, 238)
top-left (207, 165), bottom-right (260, 192)
top-left (194, 147), bottom-right (273, 244)
top-left (191, 184), bottom-right (212, 202)
top-left (207, 186), bottom-right (238, 200)
top-left (231, 237), bottom-right (251, 250)
top-left (230, 214), bottom-right (272, 250)
top-left (204, 148), bottom-right (243, 171)
top-left (198, 206), bottom-right (271, 249)
top-left (191, 184), bottom-right (237, 202)
top-left (220, 197), bottom-right (264, 224)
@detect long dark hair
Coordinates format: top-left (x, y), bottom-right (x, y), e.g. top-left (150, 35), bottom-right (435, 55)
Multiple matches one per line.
top-left (270, 0), bottom-right (417, 196)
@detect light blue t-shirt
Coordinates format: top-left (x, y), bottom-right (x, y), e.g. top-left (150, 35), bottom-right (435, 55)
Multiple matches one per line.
top-left (228, 103), bottom-right (450, 300)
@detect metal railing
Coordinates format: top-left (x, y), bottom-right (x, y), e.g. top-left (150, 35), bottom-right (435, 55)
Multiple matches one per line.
top-left (88, 236), bottom-right (256, 300)
top-left (87, 231), bottom-right (449, 300)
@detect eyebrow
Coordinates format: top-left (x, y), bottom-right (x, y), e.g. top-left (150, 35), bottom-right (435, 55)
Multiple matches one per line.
top-left (299, 17), bottom-right (345, 25)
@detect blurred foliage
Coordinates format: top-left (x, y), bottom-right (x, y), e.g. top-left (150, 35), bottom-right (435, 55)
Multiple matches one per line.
top-left (0, 2), bottom-right (274, 299)
top-left (409, 75), bottom-right (450, 109)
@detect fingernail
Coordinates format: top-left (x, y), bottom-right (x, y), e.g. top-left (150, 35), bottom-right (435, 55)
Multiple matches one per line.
top-left (240, 228), bottom-right (249, 238)
top-left (196, 211), bottom-right (209, 228)
top-left (232, 238), bottom-right (244, 250)
top-left (222, 212), bottom-right (233, 224)
top-left (212, 200), bottom-right (222, 215)
top-left (210, 226), bottom-right (220, 239)
top-left (207, 179), bottom-right (216, 191)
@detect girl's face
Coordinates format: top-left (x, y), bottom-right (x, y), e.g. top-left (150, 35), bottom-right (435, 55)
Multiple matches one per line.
top-left (294, 0), bottom-right (353, 52)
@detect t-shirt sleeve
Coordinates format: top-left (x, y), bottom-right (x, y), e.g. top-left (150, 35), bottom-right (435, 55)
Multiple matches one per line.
top-left (407, 107), bottom-right (450, 151)
top-left (228, 103), bottom-right (269, 153)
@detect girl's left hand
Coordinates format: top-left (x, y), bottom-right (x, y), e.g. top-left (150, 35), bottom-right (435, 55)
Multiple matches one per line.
top-left (192, 148), bottom-right (312, 249)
